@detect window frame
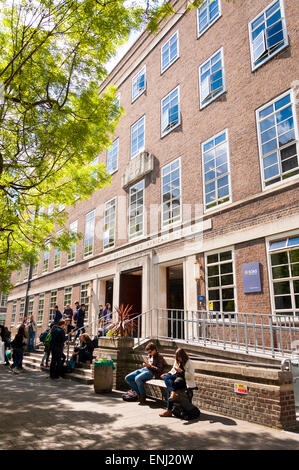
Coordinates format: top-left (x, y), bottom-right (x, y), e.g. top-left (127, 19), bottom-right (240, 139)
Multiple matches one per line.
top-left (131, 115), bottom-right (146, 159)
top-left (199, 47), bottom-right (226, 110)
top-left (103, 197), bottom-right (117, 251)
top-left (11, 301), bottom-right (17, 325)
top-left (255, 89), bottom-right (299, 191)
top-left (161, 85), bottom-right (180, 138)
top-left (84, 210), bottom-right (95, 258)
top-left (106, 138), bottom-right (119, 175)
top-left (63, 286), bottom-right (73, 309)
top-left (248, 0), bottom-right (289, 72)
top-left (128, 179), bottom-right (145, 241)
top-left (197, 0), bottom-right (222, 39)
top-left (49, 290), bottom-right (58, 323)
top-left (201, 128), bottom-right (232, 213)
top-left (161, 30), bottom-right (179, 74)
top-left (42, 243), bottom-right (50, 273)
top-left (37, 293), bottom-right (45, 325)
top-left (67, 220), bottom-right (78, 265)
top-left (132, 65), bottom-right (146, 103)
top-left (161, 157), bottom-right (182, 229)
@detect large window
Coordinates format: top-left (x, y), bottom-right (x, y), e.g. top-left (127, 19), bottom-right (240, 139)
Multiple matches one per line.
top-left (68, 220), bottom-right (78, 264)
top-left (80, 283), bottom-right (90, 324)
top-left (64, 287), bottom-right (72, 308)
top-left (104, 198), bottom-right (116, 250)
top-left (202, 129), bottom-right (231, 210)
top-left (161, 86), bottom-right (180, 137)
top-left (249, 0), bottom-right (288, 71)
top-left (206, 249), bottom-right (236, 314)
top-left (37, 293), bottom-right (45, 324)
top-left (161, 31), bottom-right (179, 73)
top-left (28, 296), bottom-right (34, 317)
top-left (0, 293), bottom-right (8, 308)
top-left (268, 234), bottom-right (299, 316)
top-left (49, 290), bottom-right (57, 322)
top-left (11, 301), bottom-right (17, 325)
top-left (84, 210), bottom-right (95, 257)
top-left (42, 244), bottom-right (50, 273)
top-left (129, 180), bottom-right (144, 240)
top-left (131, 116), bottom-right (145, 158)
top-left (107, 138), bottom-right (119, 175)
top-left (162, 158), bottom-right (181, 227)
top-left (54, 231), bottom-right (62, 269)
top-left (199, 48), bottom-right (225, 109)
top-left (197, 0), bottom-right (221, 37)
top-left (132, 65), bottom-right (146, 102)
top-left (24, 263), bottom-right (30, 281)
top-left (18, 298), bottom-right (25, 324)
top-left (256, 91), bottom-right (298, 188)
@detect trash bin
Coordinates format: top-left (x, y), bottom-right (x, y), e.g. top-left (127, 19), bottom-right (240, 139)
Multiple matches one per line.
top-left (93, 358), bottom-right (114, 393)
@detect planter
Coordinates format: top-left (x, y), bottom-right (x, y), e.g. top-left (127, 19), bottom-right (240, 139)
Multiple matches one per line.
top-left (94, 360), bottom-right (114, 393)
top-left (97, 337), bottom-right (135, 350)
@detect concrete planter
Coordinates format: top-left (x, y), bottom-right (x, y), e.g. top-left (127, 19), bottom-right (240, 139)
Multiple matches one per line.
top-left (97, 337), bottom-right (135, 350)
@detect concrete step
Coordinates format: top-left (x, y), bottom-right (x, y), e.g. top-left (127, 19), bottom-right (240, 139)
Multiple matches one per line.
top-left (64, 372), bottom-right (94, 385)
top-left (23, 357), bottom-right (94, 384)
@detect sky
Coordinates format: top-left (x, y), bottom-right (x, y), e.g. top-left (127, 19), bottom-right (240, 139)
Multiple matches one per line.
top-left (106, 29), bottom-right (143, 74)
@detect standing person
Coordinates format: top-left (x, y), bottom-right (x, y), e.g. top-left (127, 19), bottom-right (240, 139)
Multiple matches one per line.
top-left (125, 342), bottom-right (166, 405)
top-left (74, 304), bottom-right (86, 340)
top-left (98, 305), bottom-right (103, 322)
top-left (40, 323), bottom-right (54, 368)
top-left (53, 306), bottom-right (62, 325)
top-left (63, 304), bottom-right (73, 323)
top-left (0, 325), bottom-right (5, 364)
top-left (0, 325), bottom-right (11, 365)
top-left (159, 348), bottom-right (195, 417)
top-left (27, 315), bottom-right (37, 352)
top-left (9, 325), bottom-right (26, 374)
top-left (73, 301), bottom-right (80, 328)
top-left (49, 320), bottom-right (68, 379)
top-left (102, 303), bottom-right (112, 336)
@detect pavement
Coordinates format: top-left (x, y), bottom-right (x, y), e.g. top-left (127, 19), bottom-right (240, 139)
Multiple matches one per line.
top-left (1, 364), bottom-right (299, 450)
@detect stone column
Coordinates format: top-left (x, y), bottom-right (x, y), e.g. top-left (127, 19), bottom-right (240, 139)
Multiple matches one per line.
top-left (183, 255), bottom-right (199, 341)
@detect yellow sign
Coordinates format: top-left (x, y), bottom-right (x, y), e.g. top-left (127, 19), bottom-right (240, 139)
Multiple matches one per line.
top-left (209, 301), bottom-right (213, 310)
top-left (234, 383), bottom-right (248, 394)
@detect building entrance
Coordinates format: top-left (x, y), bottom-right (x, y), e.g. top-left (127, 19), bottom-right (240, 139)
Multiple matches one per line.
top-left (105, 280), bottom-right (113, 307)
top-left (119, 268), bottom-right (142, 336)
top-left (167, 264), bottom-right (184, 339)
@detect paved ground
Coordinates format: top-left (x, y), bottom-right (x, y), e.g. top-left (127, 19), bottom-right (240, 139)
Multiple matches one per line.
top-left (1, 365), bottom-right (299, 450)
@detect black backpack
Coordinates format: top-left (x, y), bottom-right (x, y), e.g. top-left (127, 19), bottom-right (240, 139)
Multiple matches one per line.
top-left (172, 404), bottom-right (201, 421)
top-left (122, 390), bottom-right (138, 402)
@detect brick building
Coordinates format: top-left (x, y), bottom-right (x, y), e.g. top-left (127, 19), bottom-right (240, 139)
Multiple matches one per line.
top-left (5, 0), bottom-right (299, 343)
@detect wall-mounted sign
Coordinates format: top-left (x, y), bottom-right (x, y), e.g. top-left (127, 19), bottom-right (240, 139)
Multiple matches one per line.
top-left (209, 301), bottom-right (213, 310)
top-left (234, 383), bottom-right (248, 394)
top-left (242, 262), bottom-right (262, 294)
top-left (198, 296), bottom-right (205, 302)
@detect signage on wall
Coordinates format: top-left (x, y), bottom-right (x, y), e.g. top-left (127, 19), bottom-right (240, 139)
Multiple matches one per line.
top-left (198, 296), bottom-right (205, 302)
top-left (242, 262), bottom-right (262, 294)
top-left (234, 383), bottom-right (248, 394)
top-left (209, 301), bottom-right (213, 310)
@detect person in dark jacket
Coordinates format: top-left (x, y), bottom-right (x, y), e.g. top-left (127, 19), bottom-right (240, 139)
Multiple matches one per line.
top-left (125, 342), bottom-right (166, 405)
top-left (49, 320), bottom-right (68, 379)
top-left (63, 304), bottom-right (73, 323)
top-left (0, 325), bottom-right (10, 365)
top-left (53, 306), bottom-right (62, 325)
top-left (74, 304), bottom-right (86, 340)
top-left (9, 325), bottom-right (26, 373)
top-left (73, 334), bottom-right (94, 364)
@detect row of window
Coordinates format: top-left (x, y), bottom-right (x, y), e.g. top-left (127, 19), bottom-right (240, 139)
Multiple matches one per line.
top-left (10, 283), bottom-right (90, 326)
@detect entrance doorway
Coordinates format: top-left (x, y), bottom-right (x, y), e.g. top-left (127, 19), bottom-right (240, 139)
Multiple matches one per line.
top-left (119, 268), bottom-right (142, 336)
top-left (167, 264), bottom-right (184, 339)
top-left (105, 280), bottom-right (113, 307)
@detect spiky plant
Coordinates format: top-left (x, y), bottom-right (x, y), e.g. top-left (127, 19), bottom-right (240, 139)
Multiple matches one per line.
top-left (106, 304), bottom-right (137, 337)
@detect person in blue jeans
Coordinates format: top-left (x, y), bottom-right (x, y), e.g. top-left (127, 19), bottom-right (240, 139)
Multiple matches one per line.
top-left (9, 325), bottom-right (26, 374)
top-left (125, 342), bottom-right (165, 405)
top-left (27, 315), bottom-right (37, 352)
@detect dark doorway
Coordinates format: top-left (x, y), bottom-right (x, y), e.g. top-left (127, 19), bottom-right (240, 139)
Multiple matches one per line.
top-left (167, 264), bottom-right (184, 339)
top-left (119, 268), bottom-right (142, 337)
top-left (105, 280), bottom-right (113, 307)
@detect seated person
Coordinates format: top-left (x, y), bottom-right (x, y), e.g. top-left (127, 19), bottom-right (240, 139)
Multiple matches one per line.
top-left (71, 333), bottom-right (94, 365)
top-left (125, 342), bottom-right (165, 405)
top-left (159, 348), bottom-right (195, 417)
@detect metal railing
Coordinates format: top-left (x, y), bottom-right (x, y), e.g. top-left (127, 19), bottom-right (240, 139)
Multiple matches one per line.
top-left (123, 308), bottom-right (299, 359)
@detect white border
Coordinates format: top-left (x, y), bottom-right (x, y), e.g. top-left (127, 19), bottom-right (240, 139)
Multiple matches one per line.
top-left (161, 30), bottom-right (180, 74)
top-left (199, 46), bottom-right (226, 110)
top-left (131, 115), bottom-right (146, 159)
top-left (161, 156), bottom-right (182, 230)
top-left (197, 0), bottom-right (222, 39)
top-left (83, 209), bottom-right (95, 259)
top-left (106, 137), bottom-right (119, 175)
top-left (128, 178), bottom-right (145, 242)
top-left (103, 196), bottom-right (117, 251)
top-left (131, 65), bottom-right (146, 103)
top-left (161, 85), bottom-right (180, 138)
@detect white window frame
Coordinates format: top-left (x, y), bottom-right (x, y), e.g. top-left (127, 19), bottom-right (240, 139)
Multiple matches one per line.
top-left (37, 293), bottom-right (45, 325)
top-left (266, 230), bottom-right (299, 317)
top-left (42, 243), bottom-right (50, 273)
top-left (204, 246), bottom-right (238, 318)
top-left (248, 0), bottom-right (289, 72)
top-left (161, 86), bottom-right (180, 138)
top-left (161, 157), bottom-right (182, 229)
top-left (132, 65), bottom-right (146, 102)
top-left (128, 179), bottom-right (145, 241)
top-left (67, 220), bottom-right (78, 264)
top-left (63, 287), bottom-right (72, 309)
top-left (54, 231), bottom-right (62, 270)
top-left (49, 290), bottom-right (58, 323)
top-left (256, 89), bottom-right (299, 191)
top-left (18, 298), bottom-right (25, 324)
top-left (201, 128), bottom-right (232, 213)
top-left (107, 138), bottom-right (119, 175)
top-left (197, 0), bottom-right (222, 39)
top-left (103, 197), bottom-right (116, 250)
top-left (161, 30), bottom-right (179, 74)
top-left (28, 296), bottom-right (34, 318)
top-left (11, 301), bottom-right (17, 325)
top-left (199, 47), bottom-right (225, 110)
top-left (0, 293), bottom-right (8, 308)
top-left (131, 115), bottom-right (145, 159)
top-left (80, 283), bottom-right (90, 324)
top-left (84, 210), bottom-right (95, 258)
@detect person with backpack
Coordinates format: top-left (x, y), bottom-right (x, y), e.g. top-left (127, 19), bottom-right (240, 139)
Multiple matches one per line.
top-left (9, 325), bottom-right (27, 374)
top-left (49, 320), bottom-right (68, 379)
top-left (40, 323), bottom-right (54, 368)
top-left (74, 304), bottom-right (86, 340)
top-left (159, 348), bottom-right (195, 417)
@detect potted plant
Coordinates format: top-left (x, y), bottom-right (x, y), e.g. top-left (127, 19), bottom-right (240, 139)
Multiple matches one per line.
top-left (106, 304), bottom-right (137, 338)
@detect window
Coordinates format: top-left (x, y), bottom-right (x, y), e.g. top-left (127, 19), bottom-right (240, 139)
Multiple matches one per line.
top-left (16, 271), bottom-right (21, 283)
top-left (129, 180), bottom-right (144, 240)
top-left (64, 287), bottom-right (72, 308)
top-left (256, 91), bottom-right (298, 188)
top-left (28, 296), bottom-right (34, 317)
top-left (84, 210), bottom-right (95, 257)
top-left (0, 293), bottom-right (8, 308)
top-left (37, 293), bottom-right (44, 324)
top-left (18, 298), bottom-right (25, 324)
top-left (161, 158), bottom-right (182, 227)
top-left (197, 0), bottom-right (221, 37)
top-left (206, 249), bottom-right (236, 314)
top-left (161, 86), bottom-right (180, 137)
top-left (268, 234), bottom-right (299, 316)
top-left (49, 290), bottom-right (57, 322)
top-left (107, 138), bottom-right (119, 175)
top-left (32, 261), bottom-right (38, 277)
top-left (54, 231), bottom-right (62, 269)
top-left (132, 66), bottom-right (146, 102)
top-left (68, 220), bottom-right (78, 264)
top-left (131, 116), bottom-right (145, 158)
top-left (104, 198), bottom-right (116, 250)
top-left (42, 244), bottom-right (50, 273)
top-left (249, 0), bottom-right (288, 71)
top-left (24, 263), bottom-right (30, 281)
top-left (161, 31), bottom-right (179, 73)
top-left (11, 301), bottom-right (17, 325)
top-left (199, 48), bottom-right (225, 109)
top-left (80, 283), bottom-right (90, 324)
top-left (202, 129), bottom-right (231, 210)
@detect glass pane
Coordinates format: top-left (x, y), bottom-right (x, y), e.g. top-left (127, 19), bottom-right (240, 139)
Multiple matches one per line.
top-left (274, 281), bottom-right (290, 295)
top-left (220, 262), bottom-right (233, 275)
top-left (272, 265), bottom-right (289, 279)
top-left (207, 254), bottom-right (218, 264)
top-left (220, 251), bottom-right (232, 262)
top-left (291, 264), bottom-right (299, 277)
top-left (275, 296), bottom-right (292, 309)
top-left (290, 250), bottom-right (299, 263)
top-left (209, 289), bottom-right (220, 300)
top-left (223, 300), bottom-right (235, 312)
top-left (208, 265), bottom-right (219, 276)
top-left (222, 288), bottom-right (234, 300)
top-left (221, 274), bottom-right (234, 286)
top-left (208, 277), bottom-right (219, 288)
top-left (271, 252), bottom-right (288, 266)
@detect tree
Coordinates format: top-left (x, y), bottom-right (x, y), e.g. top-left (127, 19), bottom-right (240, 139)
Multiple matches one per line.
top-left (0, 0), bottom-right (205, 292)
